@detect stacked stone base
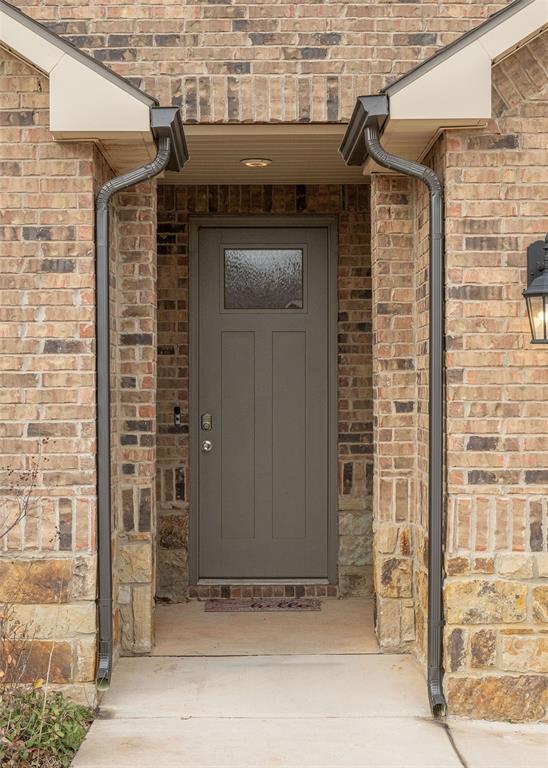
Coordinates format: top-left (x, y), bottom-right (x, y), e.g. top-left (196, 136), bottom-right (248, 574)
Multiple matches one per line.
top-left (0, 556), bottom-right (97, 706)
top-left (446, 675), bottom-right (548, 722)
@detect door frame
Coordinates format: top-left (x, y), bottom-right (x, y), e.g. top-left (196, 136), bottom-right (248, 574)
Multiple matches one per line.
top-left (188, 215), bottom-right (338, 585)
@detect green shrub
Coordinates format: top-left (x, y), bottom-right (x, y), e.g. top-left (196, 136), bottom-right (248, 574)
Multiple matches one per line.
top-left (0, 687), bottom-right (93, 767)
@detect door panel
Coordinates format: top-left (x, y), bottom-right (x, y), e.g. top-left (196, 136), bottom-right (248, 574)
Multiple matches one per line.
top-left (221, 331), bottom-right (255, 540)
top-left (272, 331), bottom-right (306, 540)
top-left (197, 226), bottom-right (330, 579)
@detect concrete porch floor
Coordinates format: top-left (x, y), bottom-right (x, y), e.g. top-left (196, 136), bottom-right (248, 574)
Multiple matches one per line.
top-left (152, 595), bottom-right (379, 656)
top-left (73, 599), bottom-right (547, 767)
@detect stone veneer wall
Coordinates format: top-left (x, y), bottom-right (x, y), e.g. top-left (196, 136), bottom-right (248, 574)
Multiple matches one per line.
top-left (442, 33), bottom-right (548, 721)
top-left (13, 1), bottom-right (510, 124)
top-left (156, 184), bottom-right (373, 599)
top-left (0, 46), bottom-right (98, 702)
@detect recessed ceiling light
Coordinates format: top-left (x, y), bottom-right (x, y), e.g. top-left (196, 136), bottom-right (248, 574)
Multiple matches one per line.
top-left (240, 157), bottom-right (272, 168)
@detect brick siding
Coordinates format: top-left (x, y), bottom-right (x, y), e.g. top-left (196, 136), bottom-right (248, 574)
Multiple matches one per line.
top-left (12, 1), bottom-right (510, 122)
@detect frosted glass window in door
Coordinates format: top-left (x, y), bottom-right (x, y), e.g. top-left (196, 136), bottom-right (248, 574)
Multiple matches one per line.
top-left (224, 249), bottom-right (303, 309)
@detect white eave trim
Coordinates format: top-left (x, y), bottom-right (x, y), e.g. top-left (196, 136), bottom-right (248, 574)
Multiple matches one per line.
top-left (387, 0), bottom-right (547, 121)
top-left (360, 0), bottom-right (547, 172)
top-left (0, 0), bottom-right (154, 141)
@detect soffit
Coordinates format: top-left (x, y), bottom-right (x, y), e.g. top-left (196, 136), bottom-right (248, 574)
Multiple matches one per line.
top-left (162, 125), bottom-right (367, 185)
top-left (375, 118), bottom-right (485, 167)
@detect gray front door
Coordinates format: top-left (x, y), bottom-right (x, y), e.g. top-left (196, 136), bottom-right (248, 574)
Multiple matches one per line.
top-left (196, 225), bottom-right (330, 579)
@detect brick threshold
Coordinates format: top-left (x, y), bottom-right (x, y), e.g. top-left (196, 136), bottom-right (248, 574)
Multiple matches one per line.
top-left (198, 578), bottom-right (329, 585)
top-left (188, 584), bottom-right (339, 599)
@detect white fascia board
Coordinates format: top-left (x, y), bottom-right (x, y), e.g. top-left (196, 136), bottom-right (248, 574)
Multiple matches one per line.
top-left (49, 55), bottom-right (150, 136)
top-left (479, 0), bottom-right (547, 59)
top-left (389, 43), bottom-right (492, 121)
top-left (388, 0), bottom-right (547, 123)
top-left (0, 12), bottom-right (63, 73)
top-left (0, 4), bottom-right (151, 140)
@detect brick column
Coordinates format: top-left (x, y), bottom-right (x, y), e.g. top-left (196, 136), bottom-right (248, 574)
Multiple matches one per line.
top-left (370, 175), bottom-right (417, 650)
top-left (338, 187), bottom-right (374, 597)
top-left (114, 181), bottom-right (158, 654)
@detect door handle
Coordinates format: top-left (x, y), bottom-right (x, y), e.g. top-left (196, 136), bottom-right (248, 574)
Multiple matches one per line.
top-left (201, 440), bottom-right (213, 453)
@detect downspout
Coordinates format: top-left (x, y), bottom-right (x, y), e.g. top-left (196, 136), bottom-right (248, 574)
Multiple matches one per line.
top-left (95, 108), bottom-right (188, 689)
top-left (339, 96), bottom-right (447, 716)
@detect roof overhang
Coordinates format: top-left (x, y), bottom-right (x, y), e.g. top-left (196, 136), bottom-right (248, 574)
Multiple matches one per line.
top-left (0, 0), bottom-right (172, 172)
top-left (162, 124), bottom-right (368, 185)
top-left (340, 0), bottom-right (547, 173)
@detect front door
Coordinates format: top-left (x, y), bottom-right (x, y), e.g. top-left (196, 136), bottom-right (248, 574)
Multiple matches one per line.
top-left (195, 223), bottom-right (332, 579)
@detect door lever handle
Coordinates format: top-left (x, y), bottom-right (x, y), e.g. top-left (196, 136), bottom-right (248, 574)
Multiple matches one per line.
top-left (201, 440), bottom-right (213, 453)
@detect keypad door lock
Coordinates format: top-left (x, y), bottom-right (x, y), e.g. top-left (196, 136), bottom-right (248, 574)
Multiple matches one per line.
top-left (201, 412), bottom-right (212, 431)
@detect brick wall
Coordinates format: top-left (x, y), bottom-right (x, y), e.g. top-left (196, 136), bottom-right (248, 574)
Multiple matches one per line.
top-left (0, 40), bottom-right (157, 688)
top-left (371, 33), bottom-right (548, 716)
top-left (372, 32), bottom-right (548, 718)
top-left (442, 33), bottom-right (548, 721)
top-left (0, 45), bottom-right (97, 701)
top-left (12, 1), bottom-right (511, 122)
top-left (3, 0), bottom-right (545, 721)
top-left (156, 184), bottom-right (373, 599)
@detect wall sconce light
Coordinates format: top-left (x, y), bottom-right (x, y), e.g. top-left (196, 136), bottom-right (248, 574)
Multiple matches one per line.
top-left (523, 234), bottom-right (548, 344)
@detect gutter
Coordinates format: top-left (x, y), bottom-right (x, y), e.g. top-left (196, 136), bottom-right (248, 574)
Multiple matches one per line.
top-left (340, 95), bottom-right (447, 717)
top-left (95, 106), bottom-right (188, 689)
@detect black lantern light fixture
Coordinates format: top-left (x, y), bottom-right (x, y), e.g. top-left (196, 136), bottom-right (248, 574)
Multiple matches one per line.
top-left (523, 234), bottom-right (548, 344)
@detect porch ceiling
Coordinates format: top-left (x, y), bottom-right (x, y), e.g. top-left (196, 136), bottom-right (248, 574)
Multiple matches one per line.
top-left (161, 125), bottom-right (368, 185)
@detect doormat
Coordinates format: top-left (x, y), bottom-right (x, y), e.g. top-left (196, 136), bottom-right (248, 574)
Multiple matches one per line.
top-left (204, 598), bottom-right (321, 612)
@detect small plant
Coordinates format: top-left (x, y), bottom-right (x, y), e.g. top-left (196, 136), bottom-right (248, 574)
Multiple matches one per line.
top-left (1, 438), bottom-right (49, 543)
top-left (1, 439), bottom-right (49, 691)
top-left (0, 686), bottom-right (93, 767)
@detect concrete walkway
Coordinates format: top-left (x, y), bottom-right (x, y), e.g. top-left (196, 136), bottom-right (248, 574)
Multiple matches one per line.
top-left (73, 600), bottom-right (547, 767)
